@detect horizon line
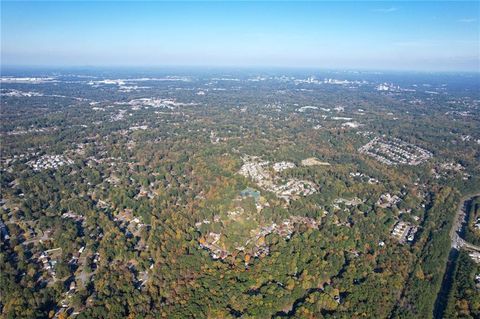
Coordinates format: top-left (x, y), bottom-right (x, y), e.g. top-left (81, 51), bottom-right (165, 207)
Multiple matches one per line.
top-left (2, 64), bottom-right (479, 74)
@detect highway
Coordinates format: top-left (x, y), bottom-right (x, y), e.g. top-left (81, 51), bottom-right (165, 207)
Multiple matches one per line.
top-left (434, 192), bottom-right (480, 319)
top-left (450, 193), bottom-right (480, 252)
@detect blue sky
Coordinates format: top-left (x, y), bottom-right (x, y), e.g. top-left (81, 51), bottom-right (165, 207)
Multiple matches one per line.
top-left (1, 1), bottom-right (479, 71)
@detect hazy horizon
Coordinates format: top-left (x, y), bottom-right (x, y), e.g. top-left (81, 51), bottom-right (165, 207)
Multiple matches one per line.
top-left (1, 1), bottom-right (479, 72)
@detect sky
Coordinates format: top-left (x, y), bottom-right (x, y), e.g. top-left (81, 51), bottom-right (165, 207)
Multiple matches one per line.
top-left (1, 1), bottom-right (479, 71)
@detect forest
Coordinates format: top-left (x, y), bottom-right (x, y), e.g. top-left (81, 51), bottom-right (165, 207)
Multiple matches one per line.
top-left (1, 69), bottom-right (479, 318)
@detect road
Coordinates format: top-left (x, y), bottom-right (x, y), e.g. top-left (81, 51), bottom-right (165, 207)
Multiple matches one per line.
top-left (433, 192), bottom-right (480, 319)
top-left (450, 193), bottom-right (480, 252)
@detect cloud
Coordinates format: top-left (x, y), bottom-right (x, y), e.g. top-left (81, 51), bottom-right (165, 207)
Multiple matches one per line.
top-left (458, 18), bottom-right (477, 23)
top-left (372, 7), bottom-right (398, 13)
